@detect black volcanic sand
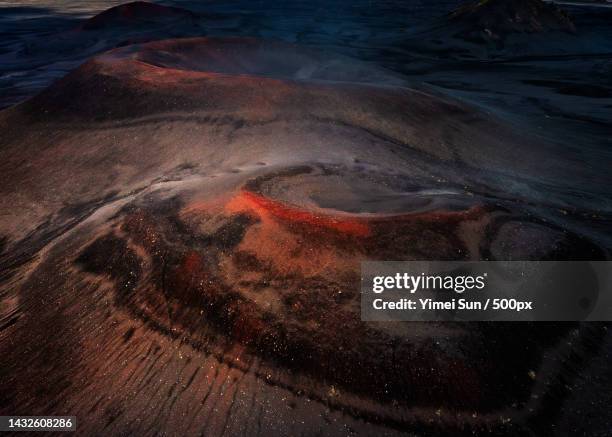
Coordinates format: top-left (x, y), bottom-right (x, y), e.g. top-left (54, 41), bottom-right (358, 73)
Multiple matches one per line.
top-left (448, 0), bottom-right (576, 45)
top-left (0, 37), bottom-right (611, 436)
top-left (0, 1), bottom-right (208, 109)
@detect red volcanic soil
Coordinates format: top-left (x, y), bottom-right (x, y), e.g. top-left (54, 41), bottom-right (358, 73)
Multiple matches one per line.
top-left (79, 1), bottom-right (197, 31)
top-left (240, 190), bottom-right (372, 237)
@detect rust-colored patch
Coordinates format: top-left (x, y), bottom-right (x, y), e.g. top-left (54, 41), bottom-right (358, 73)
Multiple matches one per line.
top-left (240, 190), bottom-right (371, 237)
